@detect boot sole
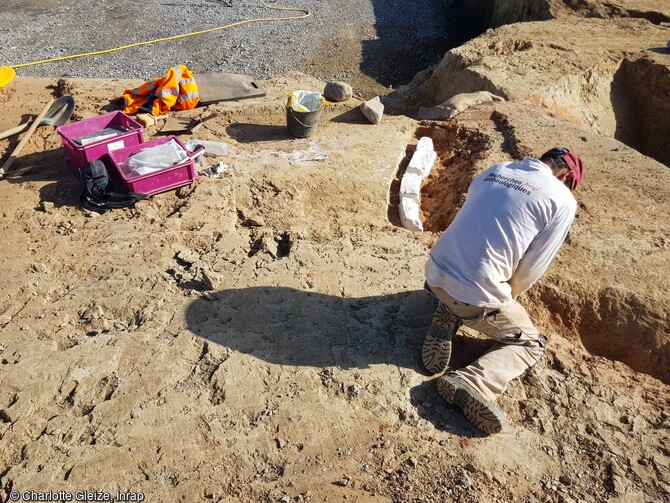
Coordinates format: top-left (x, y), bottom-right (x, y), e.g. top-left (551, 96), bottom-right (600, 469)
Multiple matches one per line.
top-left (437, 374), bottom-right (506, 434)
top-left (422, 303), bottom-right (459, 374)
top-left (422, 326), bottom-right (453, 374)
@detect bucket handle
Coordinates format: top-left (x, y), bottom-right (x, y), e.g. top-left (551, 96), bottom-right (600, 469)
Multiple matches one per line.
top-left (288, 107), bottom-right (321, 128)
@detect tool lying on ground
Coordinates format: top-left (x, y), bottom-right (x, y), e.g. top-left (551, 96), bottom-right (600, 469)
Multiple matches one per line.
top-left (161, 112), bottom-right (219, 134)
top-left (196, 73), bottom-right (266, 104)
top-left (0, 95), bottom-right (74, 141)
top-left (0, 96), bottom-right (75, 178)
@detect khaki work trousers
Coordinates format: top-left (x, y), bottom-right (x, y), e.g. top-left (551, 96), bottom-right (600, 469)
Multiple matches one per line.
top-left (426, 284), bottom-right (546, 402)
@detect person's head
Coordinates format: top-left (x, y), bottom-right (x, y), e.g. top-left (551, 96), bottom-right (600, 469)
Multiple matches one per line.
top-left (540, 148), bottom-right (584, 191)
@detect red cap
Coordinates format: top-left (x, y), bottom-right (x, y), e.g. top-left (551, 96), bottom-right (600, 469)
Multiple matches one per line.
top-left (562, 150), bottom-right (584, 190)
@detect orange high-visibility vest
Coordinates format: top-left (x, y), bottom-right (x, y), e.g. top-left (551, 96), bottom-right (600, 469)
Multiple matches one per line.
top-left (122, 65), bottom-right (199, 116)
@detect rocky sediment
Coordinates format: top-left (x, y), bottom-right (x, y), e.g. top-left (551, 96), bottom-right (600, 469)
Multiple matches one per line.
top-left (0, 1), bottom-right (669, 502)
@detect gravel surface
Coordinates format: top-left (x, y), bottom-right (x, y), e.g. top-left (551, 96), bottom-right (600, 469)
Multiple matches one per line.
top-left (1, 0), bottom-right (454, 90)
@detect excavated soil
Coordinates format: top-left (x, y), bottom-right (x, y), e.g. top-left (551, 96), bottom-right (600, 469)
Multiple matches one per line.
top-left (1, 1), bottom-right (670, 503)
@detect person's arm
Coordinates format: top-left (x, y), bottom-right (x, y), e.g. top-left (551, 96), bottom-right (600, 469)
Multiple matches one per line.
top-left (509, 202), bottom-right (576, 298)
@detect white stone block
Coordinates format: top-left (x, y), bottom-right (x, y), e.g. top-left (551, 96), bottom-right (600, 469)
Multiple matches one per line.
top-left (399, 196), bottom-right (423, 232)
top-left (406, 150), bottom-right (437, 179)
top-left (416, 137), bottom-right (434, 152)
top-left (399, 172), bottom-right (422, 201)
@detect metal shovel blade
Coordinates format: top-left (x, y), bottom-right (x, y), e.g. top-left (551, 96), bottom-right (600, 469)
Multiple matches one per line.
top-left (41, 95), bottom-right (75, 126)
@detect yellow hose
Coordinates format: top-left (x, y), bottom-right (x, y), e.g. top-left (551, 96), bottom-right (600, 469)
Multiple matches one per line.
top-left (7, 0), bottom-right (310, 69)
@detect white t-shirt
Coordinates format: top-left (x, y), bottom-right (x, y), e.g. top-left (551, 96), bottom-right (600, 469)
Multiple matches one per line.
top-left (425, 157), bottom-right (577, 307)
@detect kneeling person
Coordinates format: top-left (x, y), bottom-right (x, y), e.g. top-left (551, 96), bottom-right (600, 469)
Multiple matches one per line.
top-left (423, 148), bottom-right (584, 434)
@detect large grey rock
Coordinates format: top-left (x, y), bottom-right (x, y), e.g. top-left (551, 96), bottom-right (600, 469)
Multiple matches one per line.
top-left (323, 81), bottom-right (353, 102)
top-left (418, 91), bottom-right (505, 120)
top-left (360, 96), bottom-right (384, 124)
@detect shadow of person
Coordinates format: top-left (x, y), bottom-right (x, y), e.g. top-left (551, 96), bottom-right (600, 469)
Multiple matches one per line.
top-left (185, 286), bottom-right (437, 372)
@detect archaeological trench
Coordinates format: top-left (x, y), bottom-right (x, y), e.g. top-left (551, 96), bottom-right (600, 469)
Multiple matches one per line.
top-left (393, 0), bottom-right (670, 385)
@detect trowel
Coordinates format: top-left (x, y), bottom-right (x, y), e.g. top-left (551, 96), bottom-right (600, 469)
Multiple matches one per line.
top-left (160, 111), bottom-right (219, 134)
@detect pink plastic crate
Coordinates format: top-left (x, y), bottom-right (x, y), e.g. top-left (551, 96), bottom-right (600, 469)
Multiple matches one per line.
top-left (108, 136), bottom-right (197, 196)
top-left (57, 111), bottom-right (144, 170)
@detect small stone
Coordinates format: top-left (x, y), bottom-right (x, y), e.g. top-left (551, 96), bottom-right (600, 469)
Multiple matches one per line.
top-left (176, 248), bottom-right (199, 265)
top-left (360, 96), bottom-right (384, 124)
top-left (41, 201), bottom-right (55, 213)
top-left (243, 216), bottom-right (265, 227)
top-left (200, 268), bottom-right (221, 291)
top-left (323, 81), bottom-right (353, 102)
top-left (335, 475), bottom-right (352, 487)
top-left (559, 475), bottom-right (572, 486)
top-left (81, 305), bottom-right (104, 321)
top-left (612, 474), bottom-right (626, 495)
top-left (494, 474), bottom-right (507, 485)
top-left (259, 234), bottom-right (279, 259)
top-left (455, 475), bottom-right (470, 486)
top-left (464, 463), bottom-right (476, 473)
top-left (407, 457), bottom-right (418, 468)
top-left (631, 415), bottom-right (649, 432)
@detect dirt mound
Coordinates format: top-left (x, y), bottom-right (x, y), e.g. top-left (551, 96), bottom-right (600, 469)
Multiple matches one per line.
top-left (413, 15), bottom-right (670, 166)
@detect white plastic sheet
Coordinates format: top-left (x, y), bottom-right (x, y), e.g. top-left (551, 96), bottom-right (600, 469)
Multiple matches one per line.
top-left (287, 90), bottom-right (327, 112)
top-left (121, 139), bottom-right (188, 178)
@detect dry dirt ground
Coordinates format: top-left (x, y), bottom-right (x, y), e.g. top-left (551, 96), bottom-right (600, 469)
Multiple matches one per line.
top-left (1, 2), bottom-right (670, 503)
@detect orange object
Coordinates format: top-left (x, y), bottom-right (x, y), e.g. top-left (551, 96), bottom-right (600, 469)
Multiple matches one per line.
top-left (0, 66), bottom-right (16, 88)
top-left (121, 65), bottom-right (199, 116)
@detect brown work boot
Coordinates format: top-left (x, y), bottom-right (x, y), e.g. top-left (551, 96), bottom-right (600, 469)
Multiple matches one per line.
top-left (437, 373), bottom-right (506, 434)
top-left (422, 302), bottom-right (460, 374)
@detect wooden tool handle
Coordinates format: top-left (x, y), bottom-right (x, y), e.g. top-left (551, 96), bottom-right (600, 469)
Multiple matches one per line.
top-left (0, 122), bottom-right (30, 141)
top-left (201, 111), bottom-right (219, 122)
top-left (0, 97), bottom-right (55, 177)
